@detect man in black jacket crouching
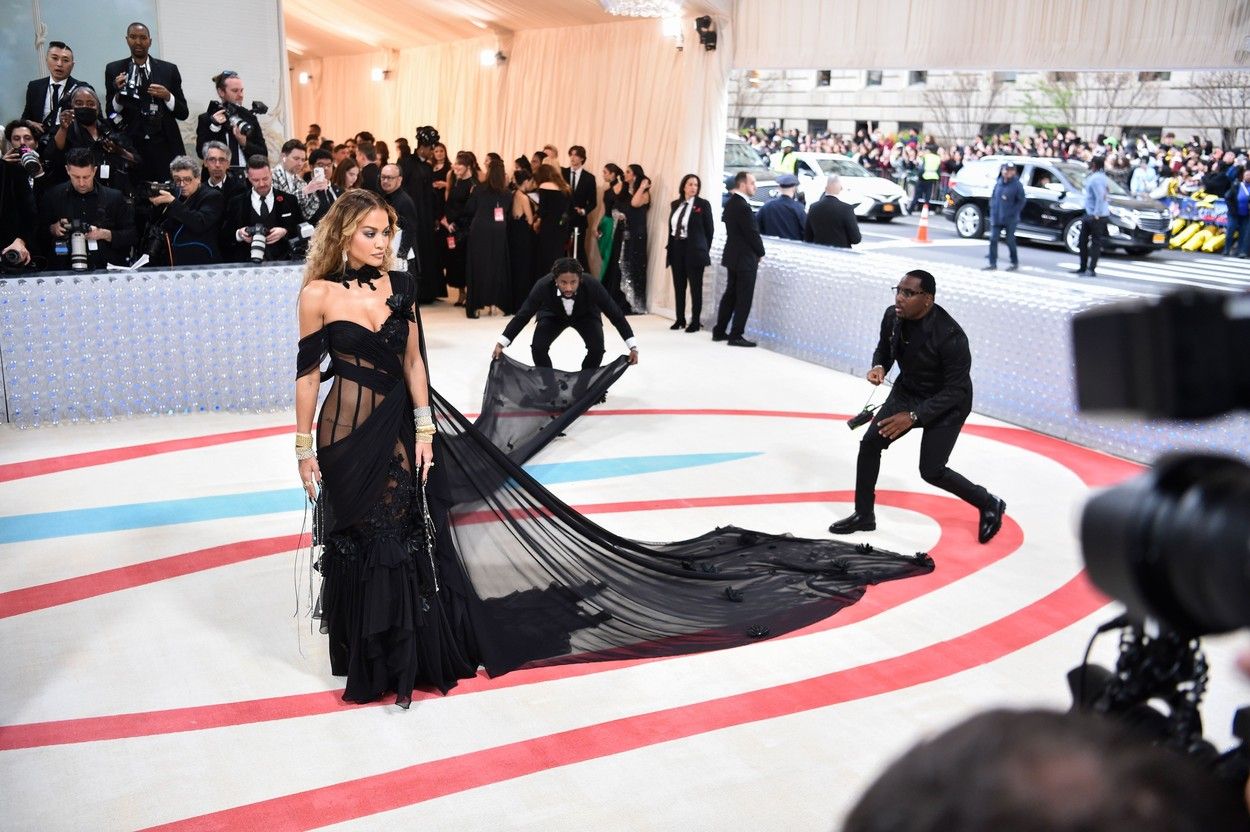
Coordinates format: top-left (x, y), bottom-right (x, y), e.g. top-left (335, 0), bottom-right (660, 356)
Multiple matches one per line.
top-left (830, 269), bottom-right (1006, 544)
top-left (146, 154), bottom-right (223, 265)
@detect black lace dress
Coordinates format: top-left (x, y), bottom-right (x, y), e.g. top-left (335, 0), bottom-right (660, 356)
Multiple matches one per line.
top-left (298, 268), bottom-right (935, 703)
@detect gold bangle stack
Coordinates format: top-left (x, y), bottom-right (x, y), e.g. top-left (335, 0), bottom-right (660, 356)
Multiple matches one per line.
top-left (416, 425), bottom-right (436, 445)
top-left (295, 432), bottom-right (316, 460)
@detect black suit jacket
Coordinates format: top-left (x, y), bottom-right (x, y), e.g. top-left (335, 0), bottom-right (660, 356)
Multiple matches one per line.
top-left (665, 197), bottom-right (715, 268)
top-left (22, 76), bottom-right (93, 129)
top-left (502, 274), bottom-right (635, 343)
top-left (359, 163), bottom-right (382, 195)
top-left (385, 189), bottom-right (420, 257)
top-left (150, 185), bottom-right (225, 266)
top-left (1, 161), bottom-right (36, 250)
top-left (200, 173), bottom-right (247, 205)
top-left (103, 57), bottom-right (188, 155)
top-left (561, 166), bottom-right (598, 230)
top-left (195, 105), bottom-right (267, 163)
top-left (220, 188), bottom-right (303, 262)
top-left (871, 304), bottom-right (972, 426)
top-left (720, 192), bottom-right (765, 270)
top-left (804, 195), bottom-right (862, 248)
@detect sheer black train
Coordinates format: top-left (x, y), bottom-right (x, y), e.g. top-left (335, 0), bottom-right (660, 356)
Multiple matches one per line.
top-left (298, 270), bottom-right (934, 702)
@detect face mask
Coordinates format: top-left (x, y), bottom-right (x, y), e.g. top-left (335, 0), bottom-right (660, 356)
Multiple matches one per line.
top-left (74, 107), bottom-right (98, 126)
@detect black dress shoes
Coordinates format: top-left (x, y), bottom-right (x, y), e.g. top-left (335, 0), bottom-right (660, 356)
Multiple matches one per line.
top-left (670, 320), bottom-right (686, 330)
top-left (711, 331), bottom-right (727, 342)
top-left (829, 512), bottom-right (876, 534)
top-left (727, 337), bottom-right (757, 347)
top-left (1005, 264), bottom-right (1019, 272)
top-left (978, 497), bottom-right (1007, 544)
top-left (685, 322), bottom-right (701, 333)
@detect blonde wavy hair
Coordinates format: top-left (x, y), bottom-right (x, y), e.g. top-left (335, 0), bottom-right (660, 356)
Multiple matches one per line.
top-left (302, 188), bottom-right (399, 287)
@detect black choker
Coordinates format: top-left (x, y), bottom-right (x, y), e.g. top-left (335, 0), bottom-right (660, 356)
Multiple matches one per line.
top-left (340, 264), bottom-right (381, 290)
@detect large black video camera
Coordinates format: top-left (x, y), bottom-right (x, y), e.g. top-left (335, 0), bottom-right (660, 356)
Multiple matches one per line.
top-left (1069, 287), bottom-right (1249, 791)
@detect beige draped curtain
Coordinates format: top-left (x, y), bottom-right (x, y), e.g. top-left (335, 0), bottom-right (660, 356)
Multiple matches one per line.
top-left (292, 18), bottom-right (730, 313)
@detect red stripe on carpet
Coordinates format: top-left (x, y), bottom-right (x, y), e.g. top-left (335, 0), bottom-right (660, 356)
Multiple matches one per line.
top-left (0, 425), bottom-right (295, 483)
top-left (141, 573), bottom-right (1108, 832)
top-left (0, 491), bottom-right (1028, 750)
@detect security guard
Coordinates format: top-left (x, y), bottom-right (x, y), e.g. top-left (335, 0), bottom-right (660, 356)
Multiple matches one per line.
top-left (909, 144), bottom-right (941, 212)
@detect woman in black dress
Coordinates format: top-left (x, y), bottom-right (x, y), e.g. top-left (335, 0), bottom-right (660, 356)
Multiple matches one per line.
top-left (429, 143), bottom-right (451, 298)
top-left (463, 157), bottom-right (511, 318)
top-left (440, 151), bottom-right (477, 307)
top-left (619, 163), bottom-right (652, 313)
top-left (531, 164), bottom-right (572, 279)
top-left (293, 194), bottom-right (933, 707)
top-left (508, 159), bottom-right (538, 310)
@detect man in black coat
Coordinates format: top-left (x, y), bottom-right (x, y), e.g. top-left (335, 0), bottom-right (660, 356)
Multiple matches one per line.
top-left (220, 156), bottom-right (303, 263)
top-left (146, 155), bottom-right (224, 266)
top-left (37, 147), bottom-right (135, 270)
top-left (22, 41), bottom-right (93, 143)
top-left (562, 145), bottom-right (598, 269)
top-left (830, 269), bottom-right (1006, 544)
top-left (399, 135), bottom-right (436, 294)
top-left (713, 171), bottom-right (766, 347)
top-left (104, 22), bottom-right (189, 184)
top-left (494, 257), bottom-right (639, 383)
top-left (803, 175), bottom-right (862, 248)
top-left (355, 142), bottom-right (383, 195)
top-left (194, 70), bottom-right (267, 168)
top-left (665, 174), bottom-right (715, 332)
top-left (1, 155), bottom-right (36, 268)
top-left (381, 164), bottom-right (420, 269)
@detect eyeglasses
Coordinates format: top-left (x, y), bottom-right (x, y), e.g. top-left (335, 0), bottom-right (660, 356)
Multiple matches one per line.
top-left (380, 174), bottom-right (400, 181)
top-left (892, 285), bottom-right (927, 299)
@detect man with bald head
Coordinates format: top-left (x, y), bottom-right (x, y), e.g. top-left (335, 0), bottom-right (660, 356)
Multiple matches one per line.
top-left (380, 163), bottom-right (419, 268)
top-left (803, 174), bottom-right (861, 248)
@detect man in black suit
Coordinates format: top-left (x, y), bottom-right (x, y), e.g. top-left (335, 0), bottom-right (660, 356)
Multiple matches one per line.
top-left (494, 257), bottom-right (639, 393)
top-left (146, 155), bottom-right (224, 266)
top-left (829, 270), bottom-right (1006, 544)
top-left (666, 173), bottom-right (715, 332)
top-left (220, 156), bottom-right (303, 262)
top-left (1, 146), bottom-right (36, 268)
top-left (37, 147), bottom-right (135, 270)
top-left (399, 128), bottom-right (437, 293)
top-left (194, 70), bottom-right (267, 170)
top-left (713, 171), bottom-right (765, 347)
top-left (104, 22), bottom-right (189, 184)
top-left (380, 164), bottom-right (419, 269)
top-left (561, 145), bottom-right (598, 269)
top-left (804, 175), bottom-right (862, 248)
top-left (355, 142), bottom-right (382, 194)
top-left (199, 141), bottom-right (246, 204)
top-left (22, 41), bottom-right (93, 143)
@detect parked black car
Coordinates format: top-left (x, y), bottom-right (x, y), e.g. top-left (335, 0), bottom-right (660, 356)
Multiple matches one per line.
top-left (942, 156), bottom-right (1170, 255)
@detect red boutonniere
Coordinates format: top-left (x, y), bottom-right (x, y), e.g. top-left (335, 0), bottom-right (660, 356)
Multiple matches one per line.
top-left (275, 194), bottom-right (285, 203)
top-left (693, 206), bottom-right (702, 214)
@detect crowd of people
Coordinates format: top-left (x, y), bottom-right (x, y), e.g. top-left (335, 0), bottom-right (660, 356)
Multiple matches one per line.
top-left (0, 29), bottom-right (676, 318)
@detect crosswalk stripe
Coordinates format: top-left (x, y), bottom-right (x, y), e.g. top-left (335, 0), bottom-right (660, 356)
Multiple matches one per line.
top-left (1114, 258), bottom-right (1250, 284)
top-left (1100, 261), bottom-right (1250, 288)
top-left (1066, 263), bottom-right (1241, 293)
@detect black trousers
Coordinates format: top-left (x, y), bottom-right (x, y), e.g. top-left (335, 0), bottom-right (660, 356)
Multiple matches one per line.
top-left (854, 393), bottom-right (992, 516)
top-left (670, 249), bottom-right (705, 323)
top-left (1077, 215), bottom-right (1107, 272)
top-left (531, 316), bottom-right (604, 400)
top-left (714, 263), bottom-right (757, 339)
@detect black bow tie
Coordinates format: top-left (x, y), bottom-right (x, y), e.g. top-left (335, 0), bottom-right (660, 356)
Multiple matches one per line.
top-left (340, 264), bottom-right (381, 290)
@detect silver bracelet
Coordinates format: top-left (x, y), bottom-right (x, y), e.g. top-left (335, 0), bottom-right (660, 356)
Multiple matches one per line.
top-left (414, 406), bottom-right (432, 420)
top-left (295, 447), bottom-right (317, 461)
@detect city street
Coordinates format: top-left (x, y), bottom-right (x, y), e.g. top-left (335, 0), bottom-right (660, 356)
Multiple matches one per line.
top-left (836, 209), bottom-right (1250, 296)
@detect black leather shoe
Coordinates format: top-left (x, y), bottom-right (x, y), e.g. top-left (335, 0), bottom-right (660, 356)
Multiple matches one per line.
top-left (711, 331), bottom-right (727, 342)
top-left (829, 512), bottom-right (876, 534)
top-left (981, 265), bottom-right (996, 271)
top-left (670, 320), bottom-right (686, 330)
top-left (978, 497), bottom-right (1006, 544)
top-left (685, 322), bottom-right (701, 333)
top-left (1074, 269), bottom-right (1089, 276)
top-left (1005, 264), bottom-right (1019, 272)
top-left (727, 337), bottom-right (757, 347)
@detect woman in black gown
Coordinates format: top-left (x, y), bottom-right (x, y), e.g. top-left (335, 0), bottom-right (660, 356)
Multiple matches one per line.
top-left (508, 159), bottom-right (538, 310)
top-left (532, 164), bottom-right (572, 279)
top-left (618, 163), bottom-right (651, 313)
top-left (440, 151), bottom-right (477, 307)
top-left (463, 157), bottom-right (511, 318)
top-left (429, 143), bottom-right (451, 299)
top-left (294, 190), bottom-right (934, 706)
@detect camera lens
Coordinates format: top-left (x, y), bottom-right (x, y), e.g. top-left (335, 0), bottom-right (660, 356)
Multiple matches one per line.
top-left (1080, 453), bottom-right (1250, 636)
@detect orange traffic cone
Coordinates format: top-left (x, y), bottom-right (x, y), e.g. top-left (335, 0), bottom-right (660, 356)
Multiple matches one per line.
top-left (915, 203), bottom-right (931, 243)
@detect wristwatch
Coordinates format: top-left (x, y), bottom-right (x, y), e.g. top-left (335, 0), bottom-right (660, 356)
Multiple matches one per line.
top-left (908, 411), bottom-right (918, 424)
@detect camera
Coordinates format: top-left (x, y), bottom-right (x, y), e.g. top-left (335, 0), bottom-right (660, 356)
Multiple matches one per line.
top-left (19, 147), bottom-right (42, 177)
top-left (846, 406), bottom-right (877, 430)
top-left (66, 218), bottom-right (91, 271)
top-left (1069, 286), bottom-right (1249, 789)
top-left (246, 223), bottom-right (268, 263)
top-left (118, 62), bottom-right (149, 106)
top-left (146, 181), bottom-right (177, 198)
top-left (224, 101), bottom-right (269, 139)
top-left (2, 248), bottom-right (25, 271)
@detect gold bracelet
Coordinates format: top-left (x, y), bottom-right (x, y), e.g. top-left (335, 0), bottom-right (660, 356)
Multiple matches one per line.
top-left (416, 435), bottom-right (434, 444)
top-left (295, 432), bottom-right (314, 449)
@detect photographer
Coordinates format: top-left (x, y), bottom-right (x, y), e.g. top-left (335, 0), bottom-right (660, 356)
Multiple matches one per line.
top-left (37, 147), bottom-right (134, 271)
top-left (104, 22), bottom-right (188, 185)
top-left (21, 41), bottom-right (92, 143)
top-left (1, 130), bottom-right (36, 270)
top-left (302, 148), bottom-right (338, 225)
top-left (194, 70), bottom-right (267, 170)
top-left (3, 121), bottom-right (49, 203)
top-left (146, 155), bottom-right (223, 266)
top-left (43, 86), bottom-right (140, 198)
top-left (221, 155), bottom-right (302, 263)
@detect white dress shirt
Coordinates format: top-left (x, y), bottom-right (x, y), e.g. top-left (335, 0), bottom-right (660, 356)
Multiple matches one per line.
top-left (670, 198), bottom-right (695, 238)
